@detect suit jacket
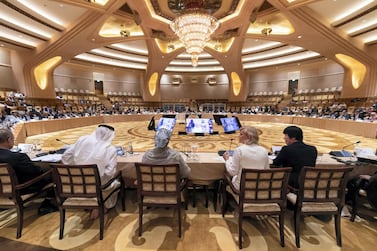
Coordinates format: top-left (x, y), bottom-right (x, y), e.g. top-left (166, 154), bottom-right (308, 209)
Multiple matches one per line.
top-left (272, 141), bottom-right (317, 189)
top-left (0, 148), bottom-right (45, 184)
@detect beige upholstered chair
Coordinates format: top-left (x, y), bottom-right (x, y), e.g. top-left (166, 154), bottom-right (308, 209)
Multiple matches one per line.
top-left (287, 166), bottom-right (353, 248)
top-left (135, 163), bottom-right (188, 238)
top-left (51, 163), bottom-right (125, 240)
top-left (0, 163), bottom-right (54, 238)
top-left (221, 167), bottom-right (292, 249)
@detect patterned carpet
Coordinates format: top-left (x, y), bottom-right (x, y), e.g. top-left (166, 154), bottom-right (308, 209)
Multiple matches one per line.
top-left (1, 190), bottom-right (377, 251)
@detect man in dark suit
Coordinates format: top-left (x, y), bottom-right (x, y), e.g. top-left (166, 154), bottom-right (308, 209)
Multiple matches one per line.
top-left (272, 125), bottom-right (317, 189)
top-left (271, 126), bottom-right (332, 221)
top-left (0, 128), bottom-right (56, 215)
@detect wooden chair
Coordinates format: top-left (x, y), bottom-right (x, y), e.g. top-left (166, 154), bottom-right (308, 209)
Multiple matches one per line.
top-left (287, 166), bottom-right (353, 248)
top-left (221, 167), bottom-right (292, 249)
top-left (135, 163), bottom-right (188, 238)
top-left (50, 164), bottom-right (125, 240)
top-left (188, 179), bottom-right (220, 211)
top-left (350, 177), bottom-right (377, 222)
top-left (0, 163), bottom-right (54, 238)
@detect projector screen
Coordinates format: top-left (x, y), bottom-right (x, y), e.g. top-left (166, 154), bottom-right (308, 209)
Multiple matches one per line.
top-left (220, 117), bottom-right (240, 133)
top-left (156, 117), bottom-right (176, 131)
top-left (185, 118), bottom-right (214, 134)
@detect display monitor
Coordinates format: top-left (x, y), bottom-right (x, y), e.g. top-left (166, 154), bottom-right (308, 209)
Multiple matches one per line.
top-left (162, 114), bottom-right (176, 119)
top-left (220, 117), bottom-right (240, 133)
top-left (156, 117), bottom-right (176, 131)
top-left (185, 118), bottom-right (214, 134)
top-left (213, 114), bottom-right (227, 125)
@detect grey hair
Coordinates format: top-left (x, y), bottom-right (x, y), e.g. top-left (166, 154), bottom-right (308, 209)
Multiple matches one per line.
top-left (241, 126), bottom-right (259, 145)
top-left (0, 128), bottom-right (13, 144)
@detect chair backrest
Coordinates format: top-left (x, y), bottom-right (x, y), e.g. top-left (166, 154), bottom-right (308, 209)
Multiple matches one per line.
top-left (51, 164), bottom-right (102, 201)
top-left (296, 166), bottom-right (353, 206)
top-left (239, 167), bottom-right (292, 206)
top-left (135, 163), bottom-right (180, 198)
top-left (0, 163), bottom-right (17, 199)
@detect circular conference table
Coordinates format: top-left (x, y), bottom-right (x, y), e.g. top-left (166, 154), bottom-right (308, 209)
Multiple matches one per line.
top-left (20, 113), bottom-right (377, 188)
top-left (13, 113), bottom-right (377, 145)
top-left (31, 150), bottom-right (377, 188)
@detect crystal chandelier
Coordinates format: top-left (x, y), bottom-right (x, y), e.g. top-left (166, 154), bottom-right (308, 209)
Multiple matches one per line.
top-left (170, 1), bottom-right (219, 67)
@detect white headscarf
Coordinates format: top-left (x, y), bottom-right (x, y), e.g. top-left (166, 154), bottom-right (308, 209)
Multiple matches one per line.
top-left (95, 124), bottom-right (115, 144)
top-left (62, 124), bottom-right (117, 179)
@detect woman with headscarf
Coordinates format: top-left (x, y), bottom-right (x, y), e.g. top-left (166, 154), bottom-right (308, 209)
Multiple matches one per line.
top-left (222, 126), bottom-right (269, 190)
top-left (142, 128), bottom-right (191, 177)
top-left (62, 124), bottom-right (119, 219)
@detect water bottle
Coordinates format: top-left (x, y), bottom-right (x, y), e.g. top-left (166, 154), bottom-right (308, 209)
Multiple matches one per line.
top-left (129, 142), bottom-right (134, 154)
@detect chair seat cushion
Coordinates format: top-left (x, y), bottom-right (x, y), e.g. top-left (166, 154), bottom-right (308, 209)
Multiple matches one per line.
top-left (63, 197), bottom-right (98, 207)
top-left (302, 202), bottom-right (338, 212)
top-left (243, 203), bottom-right (281, 213)
top-left (0, 196), bottom-right (15, 206)
top-left (227, 186), bottom-right (281, 212)
top-left (143, 196), bottom-right (178, 204)
top-left (287, 192), bottom-right (338, 212)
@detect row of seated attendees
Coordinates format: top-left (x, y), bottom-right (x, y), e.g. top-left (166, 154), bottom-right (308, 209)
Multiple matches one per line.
top-left (2, 88), bottom-right (377, 130)
top-left (2, 102), bottom-right (377, 134)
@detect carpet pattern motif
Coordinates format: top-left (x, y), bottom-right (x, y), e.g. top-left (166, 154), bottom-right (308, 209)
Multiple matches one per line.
top-left (1, 190), bottom-right (377, 251)
top-left (24, 121), bottom-right (377, 155)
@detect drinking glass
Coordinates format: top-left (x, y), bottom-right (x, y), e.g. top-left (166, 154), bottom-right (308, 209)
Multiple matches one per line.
top-left (191, 144), bottom-right (199, 160)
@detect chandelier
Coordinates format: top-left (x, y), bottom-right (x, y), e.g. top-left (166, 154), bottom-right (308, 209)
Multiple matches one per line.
top-left (170, 1), bottom-right (219, 67)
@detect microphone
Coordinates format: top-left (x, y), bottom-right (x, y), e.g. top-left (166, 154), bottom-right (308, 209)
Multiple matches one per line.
top-left (181, 151), bottom-right (190, 157)
top-left (229, 138), bottom-right (234, 151)
top-left (228, 139), bottom-right (234, 156)
top-left (342, 141), bottom-right (361, 150)
top-left (56, 139), bottom-right (70, 145)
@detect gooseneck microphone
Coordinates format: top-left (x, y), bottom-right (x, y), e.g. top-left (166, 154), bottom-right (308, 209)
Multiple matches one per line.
top-left (229, 138), bottom-right (234, 151)
top-left (56, 139), bottom-right (70, 145)
top-left (342, 141), bottom-right (361, 150)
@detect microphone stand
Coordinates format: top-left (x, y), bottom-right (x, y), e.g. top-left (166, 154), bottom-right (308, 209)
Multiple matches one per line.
top-left (56, 139), bottom-right (70, 145)
top-left (341, 141), bottom-right (360, 157)
top-left (342, 141), bottom-right (361, 150)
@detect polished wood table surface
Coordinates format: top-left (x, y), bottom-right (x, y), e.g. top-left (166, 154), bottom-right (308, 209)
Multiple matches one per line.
top-left (116, 152), bottom-right (349, 187)
top-left (31, 150), bottom-right (377, 186)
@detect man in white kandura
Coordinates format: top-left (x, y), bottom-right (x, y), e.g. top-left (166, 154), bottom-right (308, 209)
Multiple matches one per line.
top-left (62, 124), bottom-right (119, 219)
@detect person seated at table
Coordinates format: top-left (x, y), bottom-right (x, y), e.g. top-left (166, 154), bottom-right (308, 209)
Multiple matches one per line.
top-left (271, 126), bottom-right (332, 221)
top-left (271, 125), bottom-right (317, 189)
top-left (0, 128), bottom-right (57, 215)
top-left (62, 124), bottom-right (120, 219)
top-left (142, 127), bottom-right (191, 178)
top-left (222, 126), bottom-right (269, 190)
top-left (346, 172), bottom-right (377, 210)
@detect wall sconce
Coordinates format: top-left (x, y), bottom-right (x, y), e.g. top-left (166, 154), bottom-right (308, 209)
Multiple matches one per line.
top-left (207, 77), bottom-right (216, 85)
top-left (172, 78), bottom-right (181, 85)
top-left (214, 41), bottom-right (222, 51)
top-left (261, 27), bottom-right (272, 36)
top-left (167, 42), bottom-right (175, 51)
top-left (120, 24), bottom-right (130, 37)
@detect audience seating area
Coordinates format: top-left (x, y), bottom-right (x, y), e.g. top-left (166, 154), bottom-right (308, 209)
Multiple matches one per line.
top-left (2, 86), bottom-right (377, 132)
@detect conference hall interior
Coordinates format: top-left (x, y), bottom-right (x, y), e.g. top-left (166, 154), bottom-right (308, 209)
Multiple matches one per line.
top-left (1, 0), bottom-right (377, 250)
